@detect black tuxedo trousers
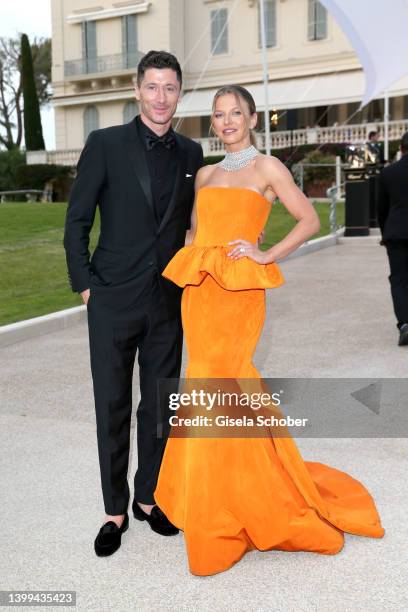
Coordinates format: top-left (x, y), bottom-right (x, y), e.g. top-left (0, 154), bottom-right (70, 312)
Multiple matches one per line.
top-left (377, 155), bottom-right (408, 327)
top-left (385, 241), bottom-right (408, 327)
top-left (87, 269), bottom-right (182, 512)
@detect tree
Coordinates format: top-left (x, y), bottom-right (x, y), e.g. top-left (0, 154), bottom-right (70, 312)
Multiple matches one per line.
top-left (0, 35), bottom-right (51, 150)
top-left (0, 37), bottom-right (22, 149)
top-left (31, 38), bottom-right (51, 105)
top-left (21, 33), bottom-right (45, 150)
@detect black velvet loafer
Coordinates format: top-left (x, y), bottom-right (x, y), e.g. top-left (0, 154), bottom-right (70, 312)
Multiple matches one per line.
top-left (94, 513), bottom-right (129, 557)
top-left (399, 323), bottom-right (408, 346)
top-left (132, 501), bottom-right (179, 536)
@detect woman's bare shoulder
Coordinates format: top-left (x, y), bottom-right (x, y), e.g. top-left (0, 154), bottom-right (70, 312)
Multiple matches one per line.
top-left (256, 153), bottom-right (293, 180)
top-left (256, 153), bottom-right (288, 170)
top-left (196, 163), bottom-right (218, 187)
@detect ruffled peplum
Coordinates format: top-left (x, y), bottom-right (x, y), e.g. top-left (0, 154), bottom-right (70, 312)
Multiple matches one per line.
top-left (162, 245), bottom-right (285, 291)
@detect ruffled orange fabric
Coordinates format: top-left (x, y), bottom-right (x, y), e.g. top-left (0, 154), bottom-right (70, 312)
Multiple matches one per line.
top-left (162, 244), bottom-right (285, 290)
top-left (155, 186), bottom-right (384, 576)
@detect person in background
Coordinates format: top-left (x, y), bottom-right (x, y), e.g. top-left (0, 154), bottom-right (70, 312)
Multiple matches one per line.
top-left (377, 131), bottom-right (408, 346)
top-left (366, 130), bottom-right (384, 164)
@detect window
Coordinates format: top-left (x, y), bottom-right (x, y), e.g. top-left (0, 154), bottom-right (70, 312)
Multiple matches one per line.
top-left (122, 14), bottom-right (138, 68)
top-left (403, 95), bottom-right (408, 119)
top-left (372, 98), bottom-right (383, 122)
top-left (82, 21), bottom-right (97, 73)
top-left (83, 106), bottom-right (99, 141)
top-left (346, 102), bottom-right (364, 124)
top-left (123, 100), bottom-right (138, 123)
top-left (211, 8), bottom-right (228, 55)
top-left (314, 105), bottom-right (329, 127)
top-left (308, 0), bottom-right (327, 41)
top-left (258, 0), bottom-right (276, 48)
top-left (200, 115), bottom-right (211, 138)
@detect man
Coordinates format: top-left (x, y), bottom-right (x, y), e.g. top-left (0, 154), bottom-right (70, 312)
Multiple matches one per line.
top-left (366, 130), bottom-right (384, 164)
top-left (64, 50), bottom-right (203, 556)
top-left (377, 131), bottom-right (408, 346)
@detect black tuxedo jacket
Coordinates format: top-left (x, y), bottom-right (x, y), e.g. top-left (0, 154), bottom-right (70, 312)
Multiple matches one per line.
top-left (64, 118), bottom-right (203, 308)
top-left (377, 154), bottom-right (408, 241)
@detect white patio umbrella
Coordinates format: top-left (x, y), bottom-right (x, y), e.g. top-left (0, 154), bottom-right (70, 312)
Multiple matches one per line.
top-left (320, 0), bottom-right (408, 159)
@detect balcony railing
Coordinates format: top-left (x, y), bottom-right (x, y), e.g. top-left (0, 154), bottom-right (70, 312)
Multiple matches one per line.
top-left (196, 119), bottom-right (408, 157)
top-left (64, 51), bottom-right (144, 77)
top-left (28, 119), bottom-right (408, 166)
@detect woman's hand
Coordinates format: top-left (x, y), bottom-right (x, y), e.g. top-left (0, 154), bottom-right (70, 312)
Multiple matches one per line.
top-left (227, 239), bottom-right (272, 263)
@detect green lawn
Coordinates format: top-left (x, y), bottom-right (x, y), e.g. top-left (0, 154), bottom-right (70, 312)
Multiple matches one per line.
top-left (261, 200), bottom-right (344, 250)
top-left (0, 200), bottom-right (344, 326)
top-left (0, 203), bottom-right (100, 326)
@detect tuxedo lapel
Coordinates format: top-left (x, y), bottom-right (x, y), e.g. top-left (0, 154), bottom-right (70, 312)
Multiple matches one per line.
top-left (158, 134), bottom-right (188, 233)
top-left (125, 119), bottom-right (156, 220)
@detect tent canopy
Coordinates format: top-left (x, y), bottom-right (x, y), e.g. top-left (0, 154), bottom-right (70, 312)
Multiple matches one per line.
top-left (320, 0), bottom-right (408, 107)
top-left (177, 71), bottom-right (408, 118)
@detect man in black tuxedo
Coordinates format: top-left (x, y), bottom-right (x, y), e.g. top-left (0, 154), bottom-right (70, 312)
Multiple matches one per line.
top-left (377, 131), bottom-right (408, 346)
top-left (366, 130), bottom-right (385, 164)
top-left (64, 50), bottom-right (203, 555)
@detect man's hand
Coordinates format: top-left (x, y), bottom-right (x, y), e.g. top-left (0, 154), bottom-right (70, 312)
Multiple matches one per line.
top-left (81, 288), bottom-right (90, 305)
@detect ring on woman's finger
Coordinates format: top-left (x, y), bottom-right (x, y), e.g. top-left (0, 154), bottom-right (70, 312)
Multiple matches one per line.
top-left (240, 247), bottom-right (245, 253)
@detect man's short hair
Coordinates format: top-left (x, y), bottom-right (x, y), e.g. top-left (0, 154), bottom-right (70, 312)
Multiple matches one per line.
top-left (137, 50), bottom-right (182, 87)
top-left (401, 131), bottom-right (408, 153)
top-left (368, 130), bottom-right (377, 140)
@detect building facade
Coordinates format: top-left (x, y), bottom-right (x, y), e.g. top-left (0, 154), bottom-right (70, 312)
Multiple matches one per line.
top-left (50, 0), bottom-right (408, 157)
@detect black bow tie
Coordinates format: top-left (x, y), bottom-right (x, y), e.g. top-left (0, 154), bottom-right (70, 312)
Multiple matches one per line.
top-left (146, 132), bottom-right (175, 150)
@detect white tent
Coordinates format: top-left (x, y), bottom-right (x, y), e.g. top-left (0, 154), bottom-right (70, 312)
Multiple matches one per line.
top-left (319, 0), bottom-right (408, 158)
top-left (320, 0), bottom-right (408, 108)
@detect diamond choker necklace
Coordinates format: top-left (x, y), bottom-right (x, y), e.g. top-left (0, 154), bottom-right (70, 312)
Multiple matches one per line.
top-left (219, 145), bottom-right (259, 172)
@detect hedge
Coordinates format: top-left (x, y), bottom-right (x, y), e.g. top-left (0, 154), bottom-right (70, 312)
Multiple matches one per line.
top-left (0, 150), bottom-right (26, 191)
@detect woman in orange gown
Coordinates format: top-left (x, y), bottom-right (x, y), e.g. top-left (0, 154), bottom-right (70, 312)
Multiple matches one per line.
top-left (154, 85), bottom-right (384, 576)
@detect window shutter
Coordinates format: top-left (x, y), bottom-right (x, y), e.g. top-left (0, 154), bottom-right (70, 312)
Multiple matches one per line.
top-left (211, 8), bottom-right (228, 55)
top-left (123, 101), bottom-right (138, 123)
top-left (122, 15), bottom-right (138, 68)
top-left (83, 106), bottom-right (99, 142)
top-left (315, 1), bottom-right (327, 39)
top-left (81, 22), bottom-right (87, 59)
top-left (121, 16), bottom-right (127, 58)
top-left (82, 21), bottom-right (97, 72)
top-left (308, 0), bottom-right (327, 40)
top-left (307, 0), bottom-right (314, 40)
top-left (86, 22), bottom-right (97, 58)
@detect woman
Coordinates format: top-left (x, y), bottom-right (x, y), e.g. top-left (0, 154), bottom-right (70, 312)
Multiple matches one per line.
top-left (154, 85), bottom-right (384, 576)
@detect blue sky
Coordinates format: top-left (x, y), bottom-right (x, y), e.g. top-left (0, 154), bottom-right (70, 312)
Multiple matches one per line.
top-left (1, 1), bottom-right (54, 148)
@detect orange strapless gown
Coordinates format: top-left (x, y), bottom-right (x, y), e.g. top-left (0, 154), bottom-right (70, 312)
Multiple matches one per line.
top-left (154, 186), bottom-right (384, 576)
